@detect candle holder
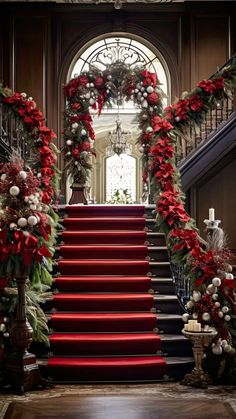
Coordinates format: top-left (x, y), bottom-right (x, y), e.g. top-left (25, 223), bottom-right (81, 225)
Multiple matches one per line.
top-left (181, 328), bottom-right (217, 389)
top-left (69, 182), bottom-right (88, 205)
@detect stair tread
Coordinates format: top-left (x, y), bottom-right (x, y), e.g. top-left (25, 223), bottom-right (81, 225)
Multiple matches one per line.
top-left (48, 356), bottom-right (165, 366)
top-left (53, 293), bottom-right (153, 299)
top-left (50, 333), bottom-right (160, 340)
top-left (50, 312), bottom-right (181, 320)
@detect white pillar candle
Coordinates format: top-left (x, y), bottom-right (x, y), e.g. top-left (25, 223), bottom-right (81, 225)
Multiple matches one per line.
top-left (209, 208), bottom-right (215, 221)
top-left (184, 324), bottom-right (189, 331)
top-left (195, 323), bottom-right (201, 332)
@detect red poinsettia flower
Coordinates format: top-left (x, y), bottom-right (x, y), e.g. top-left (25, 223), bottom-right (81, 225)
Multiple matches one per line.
top-left (170, 228), bottom-right (201, 257)
top-left (158, 190), bottom-right (191, 226)
top-left (152, 116), bottom-right (173, 133)
top-left (140, 70), bottom-right (158, 87)
top-left (187, 94), bottom-right (204, 112)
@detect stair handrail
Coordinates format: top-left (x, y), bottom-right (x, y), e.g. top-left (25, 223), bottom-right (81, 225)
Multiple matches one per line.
top-left (0, 102), bottom-right (30, 162)
top-left (176, 54), bottom-right (236, 164)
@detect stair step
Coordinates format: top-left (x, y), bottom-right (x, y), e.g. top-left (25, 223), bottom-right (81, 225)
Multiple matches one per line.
top-left (64, 217), bottom-right (146, 231)
top-left (151, 278), bottom-right (174, 294)
top-left (49, 332), bottom-right (161, 355)
top-left (59, 245), bottom-right (148, 260)
top-left (53, 293), bottom-right (154, 311)
top-left (150, 261), bottom-right (172, 277)
top-left (50, 312), bottom-right (158, 332)
top-left (65, 205), bottom-right (145, 217)
top-left (156, 313), bottom-right (183, 333)
top-left (154, 295), bottom-right (181, 314)
top-left (46, 355), bottom-right (167, 381)
top-left (58, 260), bottom-right (150, 276)
top-left (54, 276), bottom-right (152, 293)
top-left (62, 230), bottom-right (147, 245)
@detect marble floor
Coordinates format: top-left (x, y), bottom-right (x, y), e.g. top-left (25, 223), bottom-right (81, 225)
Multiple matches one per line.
top-left (1, 383), bottom-right (236, 418)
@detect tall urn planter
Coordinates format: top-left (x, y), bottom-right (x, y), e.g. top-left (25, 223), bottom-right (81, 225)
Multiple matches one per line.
top-left (6, 275), bottom-right (50, 394)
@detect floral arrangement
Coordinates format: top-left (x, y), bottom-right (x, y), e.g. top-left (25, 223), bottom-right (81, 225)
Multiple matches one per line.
top-left (0, 86), bottom-right (60, 356)
top-left (63, 67), bottom-right (164, 184)
top-left (107, 189), bottom-right (133, 205)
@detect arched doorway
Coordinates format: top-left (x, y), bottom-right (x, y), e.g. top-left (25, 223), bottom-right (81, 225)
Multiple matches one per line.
top-left (65, 34), bottom-right (171, 203)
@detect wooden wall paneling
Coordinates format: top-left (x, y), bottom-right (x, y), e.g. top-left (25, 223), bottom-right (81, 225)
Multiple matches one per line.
top-left (195, 156), bottom-right (236, 250)
top-left (191, 14), bottom-right (230, 88)
top-left (13, 16), bottom-right (47, 115)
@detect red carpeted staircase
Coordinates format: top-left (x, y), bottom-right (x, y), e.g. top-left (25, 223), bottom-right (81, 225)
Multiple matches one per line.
top-left (45, 205), bottom-right (192, 383)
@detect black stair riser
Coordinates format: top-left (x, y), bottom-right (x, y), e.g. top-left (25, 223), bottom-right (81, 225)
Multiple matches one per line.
top-left (160, 340), bottom-right (192, 357)
top-left (150, 265), bottom-right (172, 277)
top-left (151, 281), bottom-right (175, 295)
top-left (156, 319), bottom-right (184, 334)
top-left (148, 248), bottom-right (169, 261)
top-left (154, 300), bottom-right (182, 315)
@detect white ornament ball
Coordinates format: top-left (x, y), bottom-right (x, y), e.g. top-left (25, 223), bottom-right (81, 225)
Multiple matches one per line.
top-left (226, 273), bottom-right (234, 279)
top-left (192, 312), bottom-right (198, 319)
top-left (186, 300), bottom-right (194, 309)
top-left (3, 317), bottom-right (8, 323)
top-left (90, 83), bottom-right (94, 88)
top-left (146, 127), bottom-right (153, 133)
top-left (86, 83), bottom-right (90, 88)
top-left (214, 301), bottom-right (221, 307)
top-left (175, 116), bottom-right (180, 122)
top-left (182, 313), bottom-right (189, 323)
top-left (202, 312), bottom-right (211, 322)
top-left (17, 217), bottom-right (27, 228)
top-left (107, 75), bottom-right (112, 80)
top-left (212, 277), bottom-right (221, 287)
top-left (89, 98), bottom-right (95, 106)
top-left (27, 216), bottom-right (38, 226)
top-left (146, 86), bottom-right (154, 94)
top-left (71, 122), bottom-right (78, 129)
top-left (85, 92), bottom-right (91, 99)
top-left (212, 294), bottom-right (218, 301)
top-left (1, 173), bottom-right (7, 181)
top-left (212, 345), bottom-right (222, 355)
top-left (222, 306), bottom-right (229, 314)
top-left (141, 100), bottom-right (148, 109)
top-left (9, 186), bottom-right (20, 196)
top-left (141, 87), bottom-right (145, 92)
top-left (19, 170), bottom-right (27, 180)
top-left (23, 231), bottom-right (30, 237)
top-left (24, 196), bottom-right (29, 202)
top-left (207, 284), bottom-right (216, 294)
top-left (143, 92), bottom-right (148, 97)
top-left (30, 204), bottom-right (37, 211)
top-left (192, 291), bottom-right (201, 302)
top-left (134, 88), bottom-right (139, 94)
top-left (0, 324), bottom-right (6, 332)
top-left (139, 146), bottom-right (144, 153)
top-left (9, 222), bottom-right (17, 230)
top-left (218, 311), bottom-right (224, 318)
top-left (81, 129), bottom-right (87, 136)
top-left (224, 344), bottom-right (232, 353)
top-left (142, 114), bottom-right (148, 120)
top-left (224, 314), bottom-right (231, 322)
top-left (66, 139), bottom-right (73, 146)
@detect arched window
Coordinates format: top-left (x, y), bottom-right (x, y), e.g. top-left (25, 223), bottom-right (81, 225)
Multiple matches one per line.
top-left (69, 34), bottom-right (170, 101)
top-left (106, 153), bottom-right (136, 202)
top-left (66, 34), bottom-right (171, 203)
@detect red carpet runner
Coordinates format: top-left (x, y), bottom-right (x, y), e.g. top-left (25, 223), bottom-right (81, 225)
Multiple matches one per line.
top-left (48, 205), bottom-right (167, 382)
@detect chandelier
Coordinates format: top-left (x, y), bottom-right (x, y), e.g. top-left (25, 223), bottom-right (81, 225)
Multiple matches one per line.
top-left (106, 115), bottom-right (132, 156)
